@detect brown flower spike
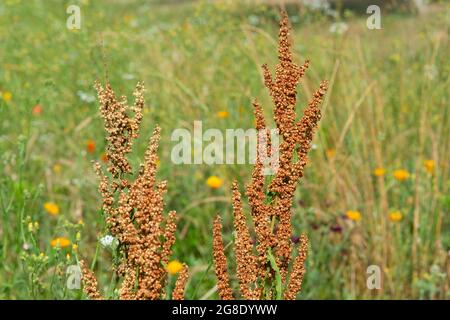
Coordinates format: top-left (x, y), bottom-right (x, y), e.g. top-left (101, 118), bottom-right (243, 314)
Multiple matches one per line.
top-left (80, 260), bottom-right (102, 300)
top-left (213, 216), bottom-right (234, 300)
top-left (80, 80), bottom-right (187, 300)
top-left (172, 264), bottom-right (189, 300)
top-left (213, 11), bottom-right (327, 300)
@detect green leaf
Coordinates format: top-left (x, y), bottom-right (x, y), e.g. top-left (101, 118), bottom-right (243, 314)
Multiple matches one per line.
top-left (267, 248), bottom-right (282, 300)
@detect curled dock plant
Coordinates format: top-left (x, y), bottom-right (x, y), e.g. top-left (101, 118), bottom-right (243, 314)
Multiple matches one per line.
top-left (213, 11), bottom-right (328, 300)
top-left (80, 80), bottom-right (188, 300)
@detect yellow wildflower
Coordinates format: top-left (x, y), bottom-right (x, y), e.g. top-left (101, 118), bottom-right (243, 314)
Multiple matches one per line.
top-left (72, 244), bottom-right (78, 252)
top-left (393, 169), bottom-right (409, 182)
top-left (166, 260), bottom-right (183, 275)
top-left (389, 210), bottom-right (403, 222)
top-left (326, 148), bottom-right (336, 159)
top-left (346, 210), bottom-right (361, 222)
top-left (206, 176), bottom-right (223, 189)
top-left (50, 237), bottom-right (71, 248)
top-left (27, 221), bottom-right (38, 233)
top-left (44, 202), bottom-right (59, 216)
top-left (53, 163), bottom-right (62, 174)
top-left (217, 111), bottom-right (229, 119)
top-left (2, 91), bottom-right (12, 102)
top-left (424, 159), bottom-right (435, 174)
top-left (373, 167), bottom-right (386, 177)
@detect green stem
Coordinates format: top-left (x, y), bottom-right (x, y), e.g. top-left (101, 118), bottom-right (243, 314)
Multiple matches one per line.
top-left (267, 248), bottom-right (282, 300)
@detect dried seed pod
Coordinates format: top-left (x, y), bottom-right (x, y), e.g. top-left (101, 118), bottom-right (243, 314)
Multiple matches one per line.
top-left (81, 80), bottom-right (187, 300)
top-left (213, 11), bottom-right (327, 300)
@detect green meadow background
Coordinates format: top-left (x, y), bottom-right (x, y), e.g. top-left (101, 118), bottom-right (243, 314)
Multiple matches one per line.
top-left (0, 0), bottom-right (448, 299)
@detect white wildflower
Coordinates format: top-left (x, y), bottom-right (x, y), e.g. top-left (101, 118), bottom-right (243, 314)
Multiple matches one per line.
top-left (77, 90), bottom-right (96, 103)
top-left (100, 235), bottom-right (116, 247)
top-left (329, 22), bottom-right (348, 35)
top-left (302, 0), bottom-right (330, 11)
top-left (122, 73), bottom-right (135, 80)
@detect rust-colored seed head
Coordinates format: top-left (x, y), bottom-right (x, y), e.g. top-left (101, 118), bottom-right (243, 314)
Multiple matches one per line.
top-left (81, 80), bottom-right (186, 300)
top-left (212, 216), bottom-right (234, 300)
top-left (231, 182), bottom-right (259, 299)
top-left (172, 264), bottom-right (189, 300)
top-left (80, 260), bottom-right (102, 300)
top-left (284, 234), bottom-right (309, 300)
top-left (213, 11), bottom-right (327, 300)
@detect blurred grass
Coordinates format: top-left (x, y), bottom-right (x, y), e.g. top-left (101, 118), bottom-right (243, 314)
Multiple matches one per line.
top-left (0, 0), bottom-right (449, 299)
